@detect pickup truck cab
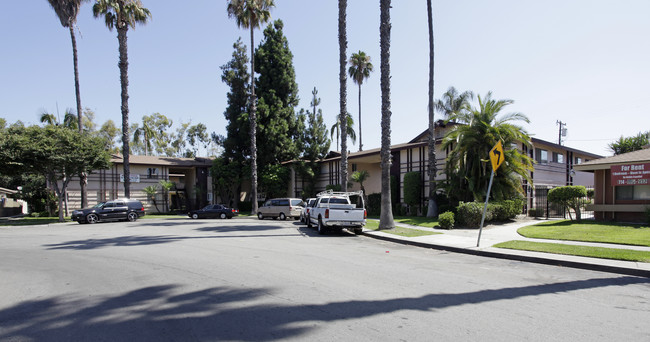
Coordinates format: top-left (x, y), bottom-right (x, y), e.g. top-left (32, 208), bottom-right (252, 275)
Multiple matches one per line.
top-left (307, 190), bottom-right (366, 235)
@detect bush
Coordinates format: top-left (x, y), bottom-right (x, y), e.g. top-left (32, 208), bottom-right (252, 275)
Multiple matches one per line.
top-left (438, 211), bottom-right (454, 229)
top-left (491, 199), bottom-right (524, 221)
top-left (403, 172), bottom-right (422, 208)
top-left (367, 193), bottom-right (381, 216)
top-left (456, 201), bottom-right (491, 228)
top-left (548, 185), bottom-right (588, 221)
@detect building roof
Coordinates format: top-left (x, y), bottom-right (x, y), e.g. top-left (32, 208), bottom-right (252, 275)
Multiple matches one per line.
top-left (574, 147), bottom-right (650, 171)
top-left (0, 187), bottom-right (18, 195)
top-left (531, 137), bottom-right (603, 159)
top-left (320, 141), bottom-right (428, 163)
top-left (110, 154), bottom-right (214, 167)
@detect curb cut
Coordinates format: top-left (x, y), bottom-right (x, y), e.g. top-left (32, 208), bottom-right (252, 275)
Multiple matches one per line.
top-left (362, 231), bottom-right (650, 278)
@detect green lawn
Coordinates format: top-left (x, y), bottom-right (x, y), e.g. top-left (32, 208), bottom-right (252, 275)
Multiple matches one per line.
top-left (365, 219), bottom-right (440, 238)
top-left (518, 220), bottom-right (650, 247)
top-left (494, 240), bottom-right (650, 263)
top-left (368, 216), bottom-right (440, 228)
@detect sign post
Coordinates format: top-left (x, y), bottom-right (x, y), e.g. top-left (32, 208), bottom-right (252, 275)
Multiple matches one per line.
top-left (477, 141), bottom-right (504, 247)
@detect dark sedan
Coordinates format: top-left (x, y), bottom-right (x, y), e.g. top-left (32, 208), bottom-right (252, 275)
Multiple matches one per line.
top-left (188, 204), bottom-right (238, 219)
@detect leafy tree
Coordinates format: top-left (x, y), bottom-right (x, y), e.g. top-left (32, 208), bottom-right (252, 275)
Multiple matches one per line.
top-left (379, 0), bottom-right (395, 229)
top-left (227, 0), bottom-right (275, 215)
top-left (425, 0), bottom-right (437, 218)
top-left (170, 121), bottom-right (191, 157)
top-left (93, 0), bottom-right (151, 198)
top-left (47, 0), bottom-right (89, 132)
top-left (254, 19), bottom-right (301, 166)
top-left (348, 51), bottom-right (373, 151)
top-left (608, 132), bottom-right (649, 155)
top-left (259, 164), bottom-right (290, 199)
top-left (548, 186), bottom-right (587, 221)
top-left (338, 0), bottom-right (349, 190)
top-left (442, 92), bottom-right (534, 203)
top-left (0, 118), bottom-right (6, 129)
top-left (132, 121), bottom-right (154, 155)
top-left (187, 123), bottom-right (209, 157)
top-left (0, 125), bottom-right (110, 221)
top-left (403, 171), bottom-right (422, 215)
top-left (159, 179), bottom-right (173, 212)
top-left (133, 113), bottom-right (173, 156)
top-left (330, 113), bottom-right (356, 151)
top-left (221, 38), bottom-right (251, 163)
top-left (302, 88), bottom-right (331, 161)
top-left (211, 157), bottom-right (242, 208)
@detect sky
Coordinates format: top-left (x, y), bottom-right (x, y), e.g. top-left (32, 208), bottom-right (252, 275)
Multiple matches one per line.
top-left (1, 0), bottom-right (649, 157)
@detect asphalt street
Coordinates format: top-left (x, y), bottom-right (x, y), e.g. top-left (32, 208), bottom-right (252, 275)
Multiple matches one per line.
top-left (1, 217), bottom-right (648, 341)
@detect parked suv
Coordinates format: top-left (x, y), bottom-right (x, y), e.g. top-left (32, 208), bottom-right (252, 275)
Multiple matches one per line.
top-left (257, 198), bottom-right (304, 220)
top-left (71, 199), bottom-right (145, 224)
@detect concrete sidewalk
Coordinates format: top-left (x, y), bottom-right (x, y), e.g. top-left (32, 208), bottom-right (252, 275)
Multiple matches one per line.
top-left (362, 218), bottom-right (650, 278)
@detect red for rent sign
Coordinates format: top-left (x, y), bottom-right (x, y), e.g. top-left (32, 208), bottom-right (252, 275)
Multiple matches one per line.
top-left (611, 163), bottom-right (650, 186)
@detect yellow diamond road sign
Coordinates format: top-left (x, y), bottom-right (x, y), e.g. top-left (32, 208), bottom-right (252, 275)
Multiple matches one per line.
top-left (490, 141), bottom-right (505, 171)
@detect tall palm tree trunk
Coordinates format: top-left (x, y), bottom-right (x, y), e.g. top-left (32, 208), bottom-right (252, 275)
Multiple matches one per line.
top-left (70, 23), bottom-right (88, 208)
top-left (379, 0), bottom-right (395, 229)
top-left (117, 25), bottom-right (131, 198)
top-left (426, 0), bottom-right (437, 218)
top-left (358, 83), bottom-right (363, 151)
top-left (338, 0), bottom-right (348, 189)
top-left (249, 26), bottom-right (259, 214)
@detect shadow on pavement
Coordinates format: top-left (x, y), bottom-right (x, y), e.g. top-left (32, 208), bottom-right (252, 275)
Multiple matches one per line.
top-left (1, 277), bottom-right (647, 341)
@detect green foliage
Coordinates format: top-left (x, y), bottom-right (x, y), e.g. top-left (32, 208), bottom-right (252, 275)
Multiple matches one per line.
top-left (490, 198), bottom-right (524, 221)
top-left (586, 188), bottom-right (595, 198)
top-left (367, 193), bottom-right (381, 216)
top-left (390, 175), bottom-right (398, 205)
top-left (211, 157), bottom-right (243, 207)
top-left (221, 38), bottom-right (251, 163)
top-left (438, 211), bottom-right (455, 229)
top-left (403, 172), bottom-right (422, 207)
top-left (254, 19), bottom-right (301, 165)
top-left (442, 91), bottom-right (534, 203)
top-left (608, 131), bottom-right (649, 155)
top-left (259, 164), bottom-right (290, 199)
top-left (456, 201), bottom-right (491, 228)
top-left (548, 186), bottom-right (588, 221)
top-left (330, 113), bottom-right (356, 149)
top-left (494, 240), bottom-right (650, 262)
top-left (326, 184), bottom-right (342, 192)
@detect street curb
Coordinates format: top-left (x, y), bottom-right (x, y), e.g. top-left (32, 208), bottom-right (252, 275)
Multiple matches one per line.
top-left (362, 231), bottom-right (650, 278)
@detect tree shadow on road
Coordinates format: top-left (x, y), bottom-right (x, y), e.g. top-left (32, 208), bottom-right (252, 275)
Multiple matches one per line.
top-left (1, 276), bottom-right (647, 341)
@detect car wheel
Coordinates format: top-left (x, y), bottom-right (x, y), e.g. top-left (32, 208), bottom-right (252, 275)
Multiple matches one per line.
top-left (86, 213), bottom-right (98, 224)
top-left (306, 215), bottom-right (312, 228)
top-left (279, 212), bottom-right (286, 220)
top-left (127, 212), bottom-right (138, 222)
top-left (354, 228), bottom-right (363, 235)
top-left (220, 213), bottom-right (227, 219)
top-left (192, 213), bottom-right (199, 219)
top-left (317, 218), bottom-right (325, 235)
top-left (257, 212), bottom-right (264, 220)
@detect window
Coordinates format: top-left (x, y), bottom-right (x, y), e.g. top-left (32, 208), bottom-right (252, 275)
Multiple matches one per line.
top-left (290, 199), bottom-right (303, 206)
top-left (575, 157), bottom-right (583, 164)
top-left (535, 149), bottom-right (548, 163)
top-left (615, 185), bottom-right (650, 200)
top-left (278, 199), bottom-right (290, 206)
top-left (552, 152), bottom-right (564, 163)
top-left (352, 163), bottom-right (358, 172)
top-left (147, 168), bottom-right (158, 179)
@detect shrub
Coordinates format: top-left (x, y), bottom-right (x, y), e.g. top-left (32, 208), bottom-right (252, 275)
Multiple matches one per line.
top-left (403, 172), bottom-right (422, 208)
top-left (586, 188), bottom-right (595, 198)
top-left (438, 211), bottom-right (454, 229)
top-left (491, 199), bottom-right (524, 221)
top-left (367, 193), bottom-right (381, 216)
top-left (456, 201), bottom-right (491, 228)
top-left (548, 186), bottom-right (588, 221)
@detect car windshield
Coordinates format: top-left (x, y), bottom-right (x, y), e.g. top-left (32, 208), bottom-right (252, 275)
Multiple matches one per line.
top-left (203, 205), bottom-right (212, 210)
top-left (92, 202), bottom-right (105, 208)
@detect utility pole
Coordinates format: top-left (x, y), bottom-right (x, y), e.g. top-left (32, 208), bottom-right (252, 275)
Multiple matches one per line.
top-left (556, 120), bottom-right (567, 145)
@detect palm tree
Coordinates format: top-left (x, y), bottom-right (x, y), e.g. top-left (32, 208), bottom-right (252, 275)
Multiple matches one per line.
top-left (442, 92), bottom-right (534, 203)
top-left (425, 0), bottom-right (436, 218)
top-left (351, 170), bottom-right (369, 193)
top-left (436, 86), bottom-right (473, 120)
top-left (348, 51), bottom-right (373, 152)
top-left (379, 0), bottom-right (394, 229)
top-left (40, 112), bottom-right (58, 126)
top-left (39, 110), bottom-right (78, 130)
top-left (227, 0), bottom-right (275, 215)
top-left (338, 0), bottom-right (349, 190)
top-left (133, 121), bottom-right (154, 155)
top-left (143, 185), bottom-right (160, 213)
top-left (47, 0), bottom-right (88, 132)
top-left (330, 113), bottom-right (356, 151)
top-left (93, 0), bottom-right (151, 198)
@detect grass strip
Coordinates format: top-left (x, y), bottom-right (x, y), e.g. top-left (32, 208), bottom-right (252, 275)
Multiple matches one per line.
top-left (494, 240), bottom-right (650, 263)
top-left (366, 220), bottom-right (440, 237)
top-left (0, 217), bottom-right (68, 226)
top-left (519, 220), bottom-right (650, 247)
top-left (368, 216), bottom-right (440, 228)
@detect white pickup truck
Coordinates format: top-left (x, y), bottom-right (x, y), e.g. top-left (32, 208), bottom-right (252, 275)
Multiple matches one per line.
top-left (307, 190), bottom-right (366, 235)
